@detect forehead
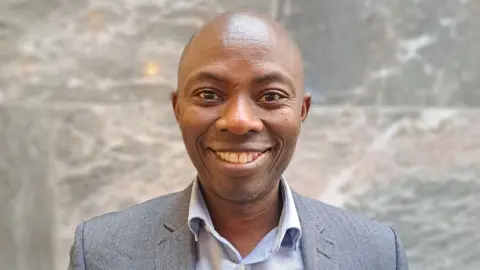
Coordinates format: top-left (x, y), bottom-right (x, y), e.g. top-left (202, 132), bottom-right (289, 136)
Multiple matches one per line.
top-left (179, 15), bottom-right (301, 80)
top-left (180, 37), bottom-right (298, 84)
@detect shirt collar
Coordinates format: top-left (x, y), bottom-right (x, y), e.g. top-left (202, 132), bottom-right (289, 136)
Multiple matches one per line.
top-left (187, 177), bottom-right (302, 249)
top-left (187, 178), bottom-right (215, 242)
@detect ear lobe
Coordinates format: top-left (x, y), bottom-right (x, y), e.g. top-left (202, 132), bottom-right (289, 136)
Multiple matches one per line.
top-left (171, 90), bottom-right (180, 123)
top-left (301, 93), bottom-right (311, 122)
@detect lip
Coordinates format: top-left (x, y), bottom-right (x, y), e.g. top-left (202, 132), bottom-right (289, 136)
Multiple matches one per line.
top-left (207, 147), bottom-right (271, 153)
top-left (206, 148), bottom-right (271, 177)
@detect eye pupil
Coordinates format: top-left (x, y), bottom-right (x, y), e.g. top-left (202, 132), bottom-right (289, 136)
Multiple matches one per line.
top-left (265, 93), bottom-right (279, 101)
top-left (201, 92), bottom-right (217, 100)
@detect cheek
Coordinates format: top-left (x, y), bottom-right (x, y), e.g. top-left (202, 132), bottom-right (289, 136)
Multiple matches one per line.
top-left (267, 111), bottom-right (302, 139)
top-left (179, 106), bottom-right (217, 138)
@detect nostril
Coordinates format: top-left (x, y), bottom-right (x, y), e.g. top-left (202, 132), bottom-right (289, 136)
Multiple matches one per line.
top-left (215, 115), bottom-right (263, 134)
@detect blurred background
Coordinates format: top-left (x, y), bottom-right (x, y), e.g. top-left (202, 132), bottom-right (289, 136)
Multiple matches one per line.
top-left (1, 0), bottom-right (479, 269)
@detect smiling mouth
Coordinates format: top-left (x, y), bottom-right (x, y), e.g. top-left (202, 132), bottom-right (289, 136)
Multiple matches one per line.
top-left (209, 149), bottom-right (271, 164)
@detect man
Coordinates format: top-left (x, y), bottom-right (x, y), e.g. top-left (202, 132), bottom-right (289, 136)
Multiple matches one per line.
top-left (69, 11), bottom-right (409, 270)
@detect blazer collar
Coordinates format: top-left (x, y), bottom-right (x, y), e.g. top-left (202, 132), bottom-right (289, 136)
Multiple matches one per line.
top-left (154, 184), bottom-right (338, 270)
top-left (155, 184), bottom-right (195, 270)
top-left (293, 192), bottom-right (339, 270)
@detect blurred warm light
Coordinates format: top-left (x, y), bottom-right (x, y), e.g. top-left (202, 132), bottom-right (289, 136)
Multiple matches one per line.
top-left (143, 62), bottom-right (161, 77)
top-left (21, 57), bottom-right (36, 74)
top-left (87, 10), bottom-right (105, 30)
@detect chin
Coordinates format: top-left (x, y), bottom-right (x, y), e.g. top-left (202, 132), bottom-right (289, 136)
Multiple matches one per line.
top-left (217, 177), bottom-right (272, 202)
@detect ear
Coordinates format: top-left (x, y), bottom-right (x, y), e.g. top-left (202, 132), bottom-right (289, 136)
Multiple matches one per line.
top-left (171, 90), bottom-right (180, 123)
top-left (300, 92), bottom-right (311, 122)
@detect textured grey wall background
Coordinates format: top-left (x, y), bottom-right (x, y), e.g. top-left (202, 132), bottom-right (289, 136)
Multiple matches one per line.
top-left (1, 0), bottom-right (479, 269)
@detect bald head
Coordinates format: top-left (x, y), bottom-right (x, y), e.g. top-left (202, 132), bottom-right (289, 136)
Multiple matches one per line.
top-left (177, 11), bottom-right (304, 92)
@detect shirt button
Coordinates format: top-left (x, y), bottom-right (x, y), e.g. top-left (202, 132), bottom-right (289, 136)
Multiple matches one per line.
top-left (238, 265), bottom-right (245, 270)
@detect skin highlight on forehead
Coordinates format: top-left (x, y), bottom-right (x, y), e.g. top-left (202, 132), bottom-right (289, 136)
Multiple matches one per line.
top-left (223, 13), bottom-right (273, 46)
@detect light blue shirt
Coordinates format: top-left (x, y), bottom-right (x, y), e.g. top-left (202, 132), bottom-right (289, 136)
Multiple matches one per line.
top-left (188, 178), bottom-right (304, 270)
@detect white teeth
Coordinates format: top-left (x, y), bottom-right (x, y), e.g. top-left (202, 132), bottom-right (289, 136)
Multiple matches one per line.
top-left (216, 152), bottom-right (260, 164)
top-left (239, 153), bottom-right (247, 163)
top-left (229, 153), bottom-right (239, 163)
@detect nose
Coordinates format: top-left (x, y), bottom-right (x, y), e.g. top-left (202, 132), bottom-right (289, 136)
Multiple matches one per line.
top-left (215, 95), bottom-right (264, 135)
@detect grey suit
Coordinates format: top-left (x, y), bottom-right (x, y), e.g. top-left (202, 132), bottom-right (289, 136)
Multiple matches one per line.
top-left (69, 185), bottom-right (409, 269)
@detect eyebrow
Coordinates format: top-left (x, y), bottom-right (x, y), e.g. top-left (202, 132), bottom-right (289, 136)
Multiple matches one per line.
top-left (253, 72), bottom-right (295, 89)
top-left (191, 72), bottom-right (226, 83)
top-left (185, 70), bottom-right (295, 90)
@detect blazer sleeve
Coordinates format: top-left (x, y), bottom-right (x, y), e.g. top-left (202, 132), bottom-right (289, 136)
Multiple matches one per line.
top-left (68, 221), bottom-right (87, 270)
top-left (390, 227), bottom-right (409, 270)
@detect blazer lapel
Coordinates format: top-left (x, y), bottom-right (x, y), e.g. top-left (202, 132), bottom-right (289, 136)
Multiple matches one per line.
top-left (293, 192), bottom-right (339, 270)
top-left (153, 185), bottom-right (339, 269)
top-left (155, 185), bottom-right (195, 270)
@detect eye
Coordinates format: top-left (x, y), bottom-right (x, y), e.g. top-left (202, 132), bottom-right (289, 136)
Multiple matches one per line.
top-left (258, 92), bottom-right (285, 103)
top-left (197, 90), bottom-right (221, 101)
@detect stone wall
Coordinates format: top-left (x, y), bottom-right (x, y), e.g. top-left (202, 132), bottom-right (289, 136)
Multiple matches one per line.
top-left (1, 0), bottom-right (479, 269)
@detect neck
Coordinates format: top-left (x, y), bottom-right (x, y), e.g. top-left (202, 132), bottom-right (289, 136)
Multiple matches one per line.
top-left (200, 181), bottom-right (283, 256)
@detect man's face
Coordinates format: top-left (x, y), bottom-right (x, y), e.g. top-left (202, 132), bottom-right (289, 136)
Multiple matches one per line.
top-left (173, 18), bottom-right (310, 202)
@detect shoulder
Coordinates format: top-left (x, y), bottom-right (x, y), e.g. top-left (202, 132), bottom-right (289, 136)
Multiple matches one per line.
top-left (78, 191), bottom-right (181, 249)
top-left (70, 191), bottom-right (185, 268)
top-left (85, 191), bottom-right (178, 229)
top-left (295, 193), bottom-right (406, 268)
top-left (297, 193), bottom-right (392, 233)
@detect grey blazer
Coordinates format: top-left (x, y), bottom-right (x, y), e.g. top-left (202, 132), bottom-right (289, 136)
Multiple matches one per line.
top-left (69, 185), bottom-right (409, 269)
